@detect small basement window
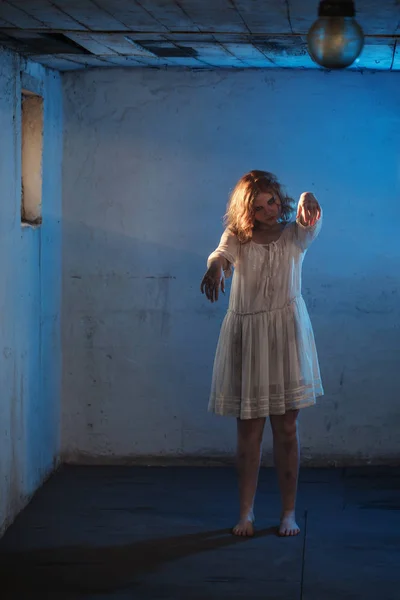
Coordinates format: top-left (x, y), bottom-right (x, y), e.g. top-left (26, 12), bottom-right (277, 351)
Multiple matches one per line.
top-left (21, 90), bottom-right (43, 226)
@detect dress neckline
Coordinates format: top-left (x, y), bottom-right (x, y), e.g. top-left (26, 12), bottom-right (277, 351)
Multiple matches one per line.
top-left (250, 223), bottom-right (288, 248)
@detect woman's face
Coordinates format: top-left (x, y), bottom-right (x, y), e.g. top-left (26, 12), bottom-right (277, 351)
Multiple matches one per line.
top-left (253, 191), bottom-right (282, 226)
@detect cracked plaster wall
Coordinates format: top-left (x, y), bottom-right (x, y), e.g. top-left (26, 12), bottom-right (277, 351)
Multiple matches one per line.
top-left (62, 68), bottom-right (400, 465)
top-left (0, 48), bottom-right (63, 536)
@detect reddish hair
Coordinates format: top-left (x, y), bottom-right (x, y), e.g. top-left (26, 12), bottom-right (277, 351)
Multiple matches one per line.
top-left (224, 170), bottom-right (295, 243)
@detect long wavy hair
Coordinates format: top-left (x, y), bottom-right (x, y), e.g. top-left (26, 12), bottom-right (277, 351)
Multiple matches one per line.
top-left (224, 170), bottom-right (295, 243)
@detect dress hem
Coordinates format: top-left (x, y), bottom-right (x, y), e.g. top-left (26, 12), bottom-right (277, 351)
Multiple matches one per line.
top-left (208, 390), bottom-right (324, 419)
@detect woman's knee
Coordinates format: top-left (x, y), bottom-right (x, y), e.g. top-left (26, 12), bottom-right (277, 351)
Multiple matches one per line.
top-left (237, 417), bottom-right (265, 448)
top-left (271, 411), bottom-right (299, 441)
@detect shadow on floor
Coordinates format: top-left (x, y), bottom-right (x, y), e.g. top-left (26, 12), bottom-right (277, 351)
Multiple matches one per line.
top-left (0, 526), bottom-right (277, 596)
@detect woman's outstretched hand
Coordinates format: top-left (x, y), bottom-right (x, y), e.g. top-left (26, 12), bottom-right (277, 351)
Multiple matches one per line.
top-left (201, 263), bottom-right (225, 303)
top-left (297, 192), bottom-right (321, 227)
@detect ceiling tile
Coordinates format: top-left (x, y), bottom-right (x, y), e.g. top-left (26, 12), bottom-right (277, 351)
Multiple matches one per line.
top-left (105, 54), bottom-right (168, 67)
top-left (30, 54), bottom-right (86, 69)
top-left (352, 42), bottom-right (395, 70)
top-left (137, 1), bottom-right (200, 32)
top-left (233, 0), bottom-right (291, 34)
top-left (64, 32), bottom-right (115, 55)
top-left (66, 32), bottom-right (158, 56)
top-left (287, 0), bottom-right (320, 34)
top-left (162, 56), bottom-right (205, 67)
top-left (268, 54), bottom-right (318, 69)
top-left (0, 1), bottom-right (48, 28)
top-left (289, 0), bottom-right (400, 36)
top-left (174, 0), bottom-right (247, 33)
top-left (9, 0), bottom-right (85, 30)
top-left (164, 32), bottom-right (215, 43)
top-left (178, 40), bottom-right (245, 66)
top-left (222, 43), bottom-right (275, 66)
top-left (392, 41), bottom-right (400, 70)
top-left (54, 53), bottom-right (113, 66)
top-left (51, 0), bottom-right (129, 31)
top-left (354, 0), bottom-right (400, 36)
top-left (85, 0), bottom-right (166, 31)
top-left (0, 0), bottom-right (399, 71)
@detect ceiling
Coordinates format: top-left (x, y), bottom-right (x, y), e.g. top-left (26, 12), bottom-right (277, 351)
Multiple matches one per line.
top-left (0, 1), bottom-right (399, 71)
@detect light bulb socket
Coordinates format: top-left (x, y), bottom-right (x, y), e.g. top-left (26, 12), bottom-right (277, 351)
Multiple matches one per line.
top-left (318, 1), bottom-right (356, 18)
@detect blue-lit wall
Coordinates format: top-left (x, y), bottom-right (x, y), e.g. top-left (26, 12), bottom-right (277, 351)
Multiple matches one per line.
top-left (62, 68), bottom-right (400, 465)
top-left (0, 49), bottom-right (63, 535)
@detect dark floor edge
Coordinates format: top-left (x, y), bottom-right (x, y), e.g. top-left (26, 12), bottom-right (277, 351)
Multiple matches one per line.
top-left (0, 457), bottom-right (62, 539)
top-left (61, 453), bottom-right (400, 468)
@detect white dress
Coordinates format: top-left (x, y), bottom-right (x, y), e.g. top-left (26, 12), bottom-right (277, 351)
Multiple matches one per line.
top-left (207, 215), bottom-right (324, 419)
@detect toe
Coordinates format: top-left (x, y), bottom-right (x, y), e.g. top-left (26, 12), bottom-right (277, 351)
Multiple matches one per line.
top-left (232, 516), bottom-right (254, 537)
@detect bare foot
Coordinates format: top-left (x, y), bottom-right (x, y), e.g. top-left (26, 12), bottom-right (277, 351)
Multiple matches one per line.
top-left (279, 511), bottom-right (300, 537)
top-left (232, 512), bottom-right (255, 537)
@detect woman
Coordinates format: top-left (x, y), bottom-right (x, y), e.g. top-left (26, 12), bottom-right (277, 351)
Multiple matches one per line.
top-left (201, 170), bottom-right (323, 537)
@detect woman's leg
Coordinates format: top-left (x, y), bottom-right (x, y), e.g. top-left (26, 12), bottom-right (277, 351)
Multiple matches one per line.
top-left (269, 410), bottom-right (300, 536)
top-left (233, 417), bottom-right (266, 536)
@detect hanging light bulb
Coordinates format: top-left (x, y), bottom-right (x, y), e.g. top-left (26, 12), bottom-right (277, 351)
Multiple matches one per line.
top-left (307, 1), bottom-right (364, 69)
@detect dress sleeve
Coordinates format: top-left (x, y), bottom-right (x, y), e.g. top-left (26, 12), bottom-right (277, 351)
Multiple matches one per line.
top-left (207, 228), bottom-right (239, 278)
top-left (294, 208), bottom-right (323, 251)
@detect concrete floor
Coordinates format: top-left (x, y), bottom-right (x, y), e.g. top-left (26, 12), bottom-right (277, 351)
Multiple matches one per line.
top-left (0, 466), bottom-right (399, 599)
